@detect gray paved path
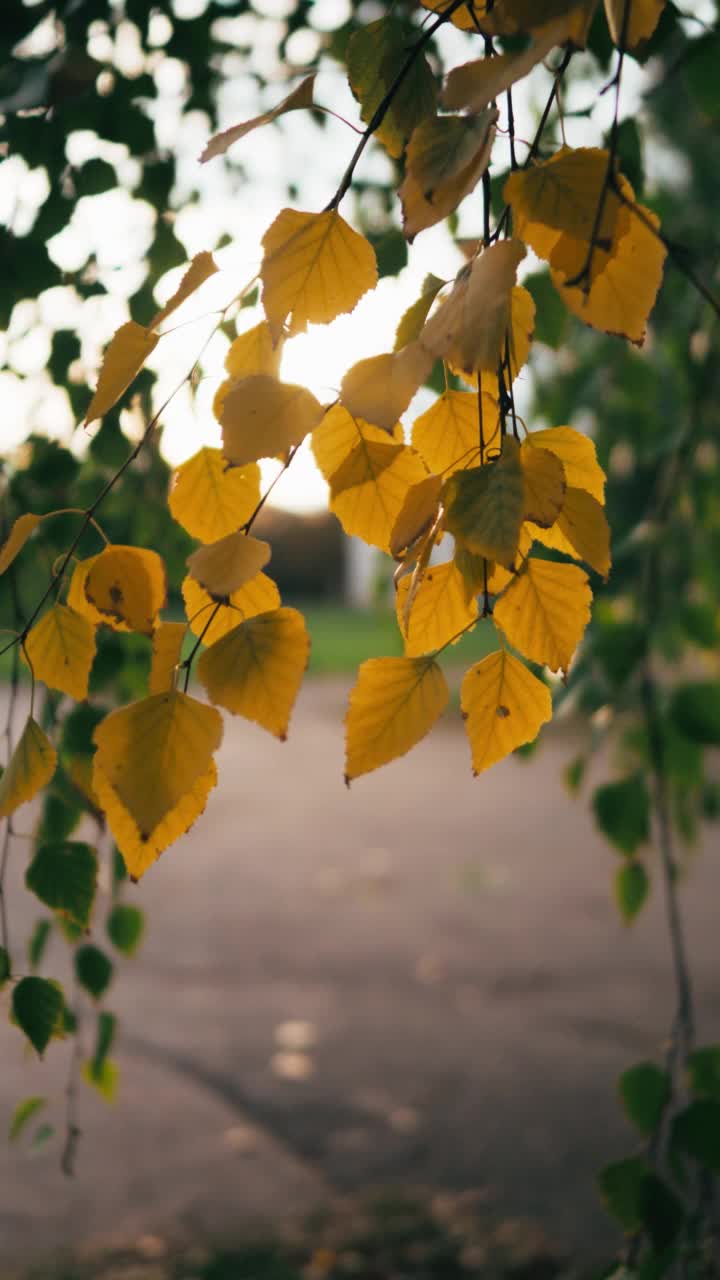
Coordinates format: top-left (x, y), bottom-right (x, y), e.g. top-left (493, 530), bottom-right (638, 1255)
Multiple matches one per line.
top-left (1, 678), bottom-right (718, 1266)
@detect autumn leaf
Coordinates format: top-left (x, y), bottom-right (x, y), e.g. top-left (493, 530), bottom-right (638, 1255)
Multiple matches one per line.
top-left (182, 573), bottom-right (281, 644)
top-left (390, 475), bottom-right (443, 559)
top-left (399, 110), bottom-right (498, 241)
top-left (312, 405), bottom-right (403, 483)
top-left (505, 148), bottom-right (622, 264)
top-left (394, 274), bottom-right (446, 352)
top-left (494, 557), bottom-right (592, 674)
top-left (604, 0), bottom-right (665, 50)
top-left (0, 513), bottom-right (43, 575)
top-left (347, 18), bottom-right (437, 159)
top-left (221, 375), bottom-right (324, 466)
top-left (84, 545), bottom-right (167, 635)
top-left (345, 656), bottom-right (449, 781)
top-left (187, 532), bottom-right (271, 598)
top-left (0, 718), bottom-right (57, 819)
top-left (461, 649), bottom-right (552, 774)
top-left (524, 426), bottom-right (606, 503)
top-left (93, 692), bottom-right (223, 839)
top-left (84, 320), bottom-right (159, 425)
top-left (442, 16), bottom-right (576, 112)
top-left (444, 437), bottom-right (525, 569)
top-left (261, 208), bottom-right (378, 342)
top-left (24, 605), bottom-right (96, 700)
top-left (329, 439), bottom-right (428, 553)
top-left (200, 75), bottom-right (316, 162)
top-left (422, 0), bottom-right (596, 37)
top-left (340, 343), bottom-right (433, 432)
top-left (149, 251), bottom-right (218, 330)
top-left (520, 442), bottom-right (566, 527)
top-left (530, 487), bottom-right (611, 578)
top-left (224, 321), bottom-right (282, 381)
top-left (421, 240), bottom-right (526, 376)
top-left (197, 607), bottom-right (309, 739)
top-left (169, 448), bottom-right (261, 543)
top-left (149, 622), bottom-right (186, 695)
top-left (397, 561), bottom-right (478, 657)
top-left (412, 388), bottom-right (499, 477)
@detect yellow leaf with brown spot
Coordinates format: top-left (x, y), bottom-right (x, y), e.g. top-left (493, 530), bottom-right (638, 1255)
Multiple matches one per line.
top-left (93, 692), bottom-right (223, 839)
top-left (66, 556), bottom-right (123, 630)
top-left (149, 622), bottom-right (186, 695)
top-left (0, 718), bottom-right (57, 818)
top-left (399, 110), bottom-right (498, 241)
top-left (182, 573), bottom-right (281, 644)
top-left (525, 426), bottom-right (605, 503)
top-left (84, 321), bottom-right (159, 425)
top-left (221, 375), bottom-right (324, 467)
top-left (84, 546), bottom-right (166, 636)
top-left (505, 148), bottom-right (622, 264)
top-left (494, 557), bottom-right (591, 674)
top-left (461, 649), bottom-right (552, 774)
top-left (261, 208), bottom-right (377, 342)
top-left (345, 656), bottom-right (448, 781)
top-left (197, 607), bottom-right (308, 739)
top-left (24, 605), bottom-right (96, 700)
top-left (150, 251), bottom-right (218, 330)
top-left (412, 389), bottom-right (499, 476)
top-left (329, 439), bottom-right (428, 553)
top-left (187, 532), bottom-right (270, 598)
top-left (340, 343), bottom-right (433, 432)
top-left (312, 405), bottom-right (403, 483)
top-left (169, 448), bottom-right (261, 543)
top-left (530, 487), bottom-right (611, 578)
top-left (200, 75), bottom-right (316, 162)
top-left (521, 443), bottom-right (566, 527)
top-left (397, 561), bottom-right (478, 657)
top-left (0, 513), bottom-right (43, 575)
top-left (94, 759), bottom-right (217, 881)
top-left (604, 0), bottom-right (665, 50)
top-left (421, 241), bottom-right (526, 376)
top-left (390, 475), bottom-right (443, 559)
top-left (444, 437), bottom-right (524, 569)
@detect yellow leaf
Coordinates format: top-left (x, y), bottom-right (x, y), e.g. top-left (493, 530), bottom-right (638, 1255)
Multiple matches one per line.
top-left (505, 148), bottom-right (621, 257)
top-left (444, 437), bottom-right (525, 569)
top-left (329, 439), bottom-right (428, 553)
top-left (169, 448), bottom-right (261, 543)
top-left (187, 532), bottom-right (271, 598)
top-left (182, 572), bottom-right (281, 644)
top-left (93, 691), bottom-right (223, 839)
top-left (24, 605), bottom-right (96, 700)
top-left (66, 556), bottom-right (124, 631)
top-left (412, 389), bottom-right (499, 476)
top-left (150, 251), bottom-right (218, 330)
top-left (224, 320), bottom-right (282, 380)
top-left (149, 622), bottom-right (186, 695)
top-left (604, 0), bottom-right (665, 49)
top-left (507, 285), bottom-right (536, 380)
top-left (261, 208), bottom-right (377, 342)
top-left (221, 374), bottom-right (324, 467)
top-left (197, 607), bottom-right (309, 739)
top-left (200, 75), bottom-right (316, 162)
top-left (524, 426), bottom-right (605, 503)
top-left (84, 546), bottom-right (166, 635)
top-left (521, 443), bottom-right (566, 527)
top-left (494, 557), bottom-right (591, 674)
top-left (530, 487), bottom-right (611, 578)
top-left (312, 405), bottom-right (403, 483)
top-left (94, 759), bottom-right (217, 881)
top-left (454, 546), bottom-right (490, 606)
top-left (422, 0), bottom-right (597, 36)
top-left (390, 475), bottom-right (443, 559)
top-left (442, 16), bottom-right (577, 111)
top-left (345, 656), bottom-right (448, 781)
top-left (399, 110), bottom-right (498, 241)
top-left (340, 343), bottom-right (433, 432)
top-left (461, 649), bottom-right (552, 774)
top-left (0, 718), bottom-right (57, 818)
top-left (420, 240), bottom-right (526, 375)
top-left (84, 320), bottom-right (159, 426)
top-left (0, 513), bottom-right (43, 575)
top-left (397, 561), bottom-right (478, 657)
top-left (394, 274), bottom-right (446, 351)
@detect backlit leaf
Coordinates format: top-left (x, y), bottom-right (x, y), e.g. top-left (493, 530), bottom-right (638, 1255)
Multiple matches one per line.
top-left (329, 439), bottom-right (428, 553)
top-left (93, 692), bottom-right (223, 839)
top-left (150, 251), bottom-right (218, 329)
top-left (340, 343), bottom-right (433, 432)
top-left (531, 487), bottom-right (611, 577)
top-left (221, 374), bottom-right (324, 466)
top-left (521, 443), bottom-right (566, 526)
top-left (494, 557), bottom-right (591, 673)
top-left (400, 110), bottom-right (498, 241)
top-left (423, 0), bottom-right (596, 37)
top-left (412, 389), bottom-right (500, 477)
top-left (524, 426), bottom-right (605, 503)
top-left (394, 274), bottom-right (446, 351)
top-left (84, 320), bottom-right (159, 425)
top-left (0, 718), bottom-right (57, 818)
top-left (84, 545), bottom-right (166, 635)
top-left (347, 19), bottom-right (436, 159)
top-left (444, 437), bottom-right (525, 569)
top-left (397, 561), bottom-right (478, 656)
top-left (12, 977), bottom-right (64, 1056)
top-left (200, 75), bottom-right (316, 162)
top-left (149, 622), bottom-right (186, 695)
top-left (169, 448), bottom-right (261, 543)
top-left (224, 320), bottom-right (282, 381)
top-left (261, 208), bottom-right (377, 342)
top-left (442, 16), bottom-right (575, 112)
top-left (67, 556), bottom-right (127, 630)
top-left (182, 572), bottom-right (281, 644)
top-left (345, 656), bottom-right (449, 781)
top-left (390, 475), bottom-right (443, 558)
top-left (187, 531), bottom-right (271, 598)
top-left (25, 842), bottom-right (97, 928)
top-left (461, 649), bottom-right (552, 774)
top-left (24, 605), bottom-right (97, 700)
top-left (312, 405), bottom-right (403, 483)
top-left (604, 0), bottom-right (665, 49)
top-left (0, 513), bottom-right (43, 574)
top-left (505, 148), bottom-right (623, 263)
top-left (421, 240), bottom-right (526, 375)
top-left (198, 607), bottom-right (309, 739)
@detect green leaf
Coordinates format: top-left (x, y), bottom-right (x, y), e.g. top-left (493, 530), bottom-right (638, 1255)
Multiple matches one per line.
top-left (673, 1099), bottom-right (720, 1172)
top-left (564, 756), bottom-right (586, 793)
top-left (598, 1156), bottom-right (648, 1231)
top-left (0, 945), bottom-right (9, 986)
top-left (74, 944), bottom-right (113, 999)
top-left (346, 17), bottom-right (437, 160)
top-left (9, 1095), bottom-right (46, 1141)
top-left (593, 775), bottom-right (650, 855)
top-left (82, 1058), bottom-right (119, 1101)
top-left (28, 918), bottom-right (53, 970)
top-left (25, 841), bottom-right (98, 928)
top-left (670, 682), bottom-right (720, 746)
top-left (12, 977), bottom-right (64, 1056)
top-left (615, 861), bottom-right (649, 923)
top-left (638, 1175), bottom-right (684, 1252)
top-left (107, 903), bottom-right (145, 956)
top-left (93, 1010), bottom-right (117, 1070)
top-left (31, 1123), bottom-right (55, 1149)
top-left (619, 1062), bottom-right (671, 1136)
top-left (684, 32), bottom-right (720, 120)
top-left (687, 1046), bottom-right (720, 1100)
top-left (524, 271), bottom-right (568, 349)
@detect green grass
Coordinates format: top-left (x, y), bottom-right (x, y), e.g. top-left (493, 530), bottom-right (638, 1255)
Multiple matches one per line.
top-left (298, 601), bottom-right (497, 675)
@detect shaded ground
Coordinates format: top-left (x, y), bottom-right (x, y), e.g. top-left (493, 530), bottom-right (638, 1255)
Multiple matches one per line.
top-left (1, 677), bottom-right (718, 1268)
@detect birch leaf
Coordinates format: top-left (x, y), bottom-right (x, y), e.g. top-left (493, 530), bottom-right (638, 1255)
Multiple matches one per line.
top-left (604, 0), bottom-right (665, 50)
top-left (197, 607), bottom-right (309, 739)
top-left (200, 75), bottom-right (316, 162)
top-left (421, 240), bottom-right (526, 375)
top-left (444, 437), bottom-right (525, 568)
top-left (390, 474), bottom-right (443, 559)
top-left (525, 426), bottom-right (606, 503)
top-left (394, 274), bottom-right (446, 352)
top-left (329, 439), bottom-right (428, 553)
top-left (84, 321), bottom-right (159, 425)
top-left (84, 546), bottom-right (166, 636)
top-left (345, 657), bottom-right (449, 781)
top-left (461, 649), bottom-right (552, 774)
top-left (397, 561), bottom-right (478, 657)
top-left (412, 389), bottom-right (499, 476)
top-left (221, 375), bottom-right (324, 466)
top-left (187, 532), bottom-right (271, 598)
top-left (0, 513), bottom-right (43, 575)
top-left (530, 487), bottom-right (611, 578)
top-left (400, 110), bottom-right (498, 241)
top-left (169, 448), bottom-right (261, 543)
top-left (442, 16), bottom-right (576, 111)
top-left (0, 718), bottom-right (57, 819)
top-left (340, 343), bottom-right (433, 432)
top-left (521, 443), bottom-right (566, 527)
top-left (150, 251), bottom-right (218, 329)
top-left (494, 557), bottom-right (592, 674)
top-left (182, 573), bottom-right (281, 644)
top-left (312, 405), bottom-right (403, 483)
top-left (24, 605), bottom-right (96, 700)
top-left (347, 19), bottom-right (437, 159)
top-left (94, 760), bottom-right (217, 881)
top-left (149, 622), bottom-right (186, 695)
